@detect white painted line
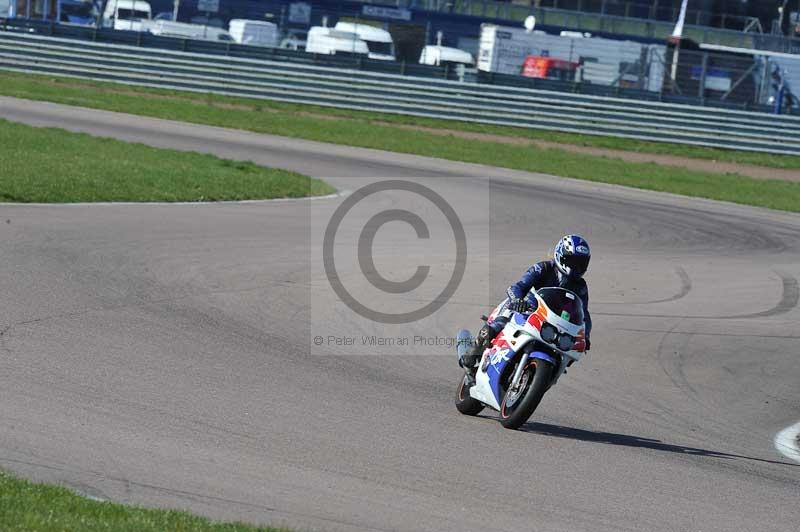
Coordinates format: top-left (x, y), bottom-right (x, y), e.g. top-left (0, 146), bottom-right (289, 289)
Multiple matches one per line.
top-left (0, 190), bottom-right (348, 208)
top-left (774, 421), bottom-right (800, 463)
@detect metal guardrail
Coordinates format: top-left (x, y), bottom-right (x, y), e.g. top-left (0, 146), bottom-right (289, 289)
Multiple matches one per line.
top-left (0, 18), bottom-right (464, 80)
top-left (2, 18), bottom-right (787, 113)
top-left (1, 30), bottom-right (799, 155)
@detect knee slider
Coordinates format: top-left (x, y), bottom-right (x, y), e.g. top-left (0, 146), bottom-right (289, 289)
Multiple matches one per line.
top-left (476, 324), bottom-right (496, 346)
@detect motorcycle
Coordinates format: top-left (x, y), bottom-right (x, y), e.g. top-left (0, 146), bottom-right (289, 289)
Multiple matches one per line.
top-left (455, 287), bottom-right (587, 430)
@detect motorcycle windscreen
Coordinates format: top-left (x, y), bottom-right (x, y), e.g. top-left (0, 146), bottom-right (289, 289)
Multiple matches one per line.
top-left (537, 287), bottom-right (584, 326)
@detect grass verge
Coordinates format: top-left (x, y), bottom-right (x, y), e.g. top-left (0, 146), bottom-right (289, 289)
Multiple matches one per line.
top-left (1, 72), bottom-right (799, 212)
top-left (2, 70), bottom-right (799, 171)
top-left (0, 470), bottom-right (288, 532)
top-left (0, 118), bottom-right (334, 202)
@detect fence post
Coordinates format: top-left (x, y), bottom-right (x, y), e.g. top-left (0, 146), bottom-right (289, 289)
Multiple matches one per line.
top-left (756, 58), bottom-right (769, 106)
top-left (698, 52), bottom-right (708, 102)
top-left (638, 47), bottom-right (647, 90)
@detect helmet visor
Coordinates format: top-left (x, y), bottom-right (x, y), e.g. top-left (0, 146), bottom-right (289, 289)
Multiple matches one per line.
top-left (562, 254), bottom-right (590, 276)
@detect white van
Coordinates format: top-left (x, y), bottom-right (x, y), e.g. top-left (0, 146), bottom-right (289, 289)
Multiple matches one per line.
top-left (147, 20), bottom-right (232, 41)
top-left (305, 26), bottom-right (369, 56)
top-left (228, 19), bottom-right (279, 47)
top-left (102, 0), bottom-right (152, 31)
top-left (419, 45), bottom-right (474, 67)
top-left (332, 21), bottom-right (394, 60)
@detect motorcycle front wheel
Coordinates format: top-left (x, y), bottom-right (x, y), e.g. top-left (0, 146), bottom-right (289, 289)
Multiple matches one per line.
top-left (455, 374), bottom-right (484, 416)
top-left (499, 359), bottom-right (554, 430)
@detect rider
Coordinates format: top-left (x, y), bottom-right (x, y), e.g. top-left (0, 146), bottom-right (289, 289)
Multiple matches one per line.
top-left (460, 234), bottom-right (592, 375)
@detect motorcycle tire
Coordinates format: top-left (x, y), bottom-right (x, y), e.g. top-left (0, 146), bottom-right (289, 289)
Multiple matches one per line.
top-left (499, 359), bottom-right (554, 430)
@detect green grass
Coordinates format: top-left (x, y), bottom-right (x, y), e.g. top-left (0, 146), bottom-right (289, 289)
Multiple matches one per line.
top-left (1, 71), bottom-right (799, 211)
top-left (0, 470), bottom-right (288, 532)
top-left (0, 119), bottom-right (334, 202)
top-left (1, 71), bottom-right (798, 171)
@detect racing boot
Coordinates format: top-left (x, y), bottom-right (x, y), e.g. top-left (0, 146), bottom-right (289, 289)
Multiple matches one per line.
top-left (459, 324), bottom-right (497, 380)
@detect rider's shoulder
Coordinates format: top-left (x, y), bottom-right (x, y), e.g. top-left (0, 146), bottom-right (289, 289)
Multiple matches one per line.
top-left (530, 260), bottom-right (553, 274)
top-left (571, 278), bottom-right (589, 295)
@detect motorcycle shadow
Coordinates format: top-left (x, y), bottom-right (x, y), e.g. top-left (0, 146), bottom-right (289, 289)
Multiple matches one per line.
top-left (520, 422), bottom-right (799, 468)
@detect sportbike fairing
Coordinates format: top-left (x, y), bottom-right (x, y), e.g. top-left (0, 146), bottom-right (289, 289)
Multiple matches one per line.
top-left (470, 288), bottom-right (586, 410)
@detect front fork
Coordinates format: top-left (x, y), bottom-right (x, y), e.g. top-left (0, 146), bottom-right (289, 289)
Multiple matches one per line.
top-left (508, 352), bottom-right (530, 392)
top-left (510, 348), bottom-right (566, 391)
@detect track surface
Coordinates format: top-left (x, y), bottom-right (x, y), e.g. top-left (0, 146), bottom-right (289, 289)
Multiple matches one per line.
top-left (1, 97), bottom-right (799, 532)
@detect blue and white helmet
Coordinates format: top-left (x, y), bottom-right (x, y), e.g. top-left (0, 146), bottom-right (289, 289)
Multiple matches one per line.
top-left (554, 235), bottom-right (591, 279)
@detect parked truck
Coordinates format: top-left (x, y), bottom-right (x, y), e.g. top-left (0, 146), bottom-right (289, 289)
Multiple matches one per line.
top-left (419, 45), bottom-right (474, 67)
top-left (332, 21), bottom-right (395, 61)
top-left (305, 25), bottom-right (369, 56)
top-left (478, 24), bottom-right (665, 92)
top-left (101, 0), bottom-right (151, 32)
top-left (228, 19), bottom-right (280, 48)
top-left (148, 20), bottom-right (232, 41)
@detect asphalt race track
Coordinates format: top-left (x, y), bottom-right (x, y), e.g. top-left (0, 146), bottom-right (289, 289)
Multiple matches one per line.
top-left (1, 97), bottom-right (799, 532)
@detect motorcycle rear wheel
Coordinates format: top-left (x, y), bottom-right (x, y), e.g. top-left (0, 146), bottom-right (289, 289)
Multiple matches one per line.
top-left (455, 374), bottom-right (484, 416)
top-left (499, 359), bottom-right (554, 430)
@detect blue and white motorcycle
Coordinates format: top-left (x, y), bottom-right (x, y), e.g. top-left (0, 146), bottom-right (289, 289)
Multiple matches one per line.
top-left (455, 287), bottom-right (588, 430)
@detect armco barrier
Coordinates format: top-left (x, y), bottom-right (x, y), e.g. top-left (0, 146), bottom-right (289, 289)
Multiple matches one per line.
top-left (0, 18), bottom-right (787, 113)
top-left (1, 30), bottom-right (799, 155)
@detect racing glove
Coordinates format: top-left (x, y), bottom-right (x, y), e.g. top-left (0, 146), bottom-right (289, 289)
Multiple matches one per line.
top-left (508, 298), bottom-right (530, 313)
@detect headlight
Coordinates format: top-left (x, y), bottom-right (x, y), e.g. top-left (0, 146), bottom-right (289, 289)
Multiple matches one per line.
top-left (540, 323), bottom-right (557, 342)
top-left (557, 334), bottom-right (575, 351)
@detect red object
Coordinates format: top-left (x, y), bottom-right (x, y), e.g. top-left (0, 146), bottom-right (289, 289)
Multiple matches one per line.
top-left (521, 56), bottom-right (580, 80)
